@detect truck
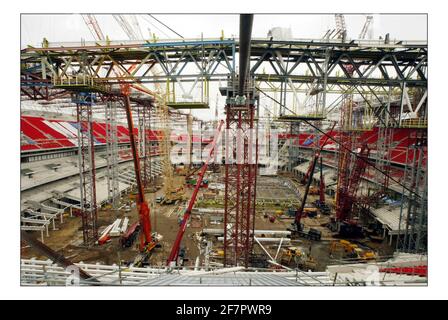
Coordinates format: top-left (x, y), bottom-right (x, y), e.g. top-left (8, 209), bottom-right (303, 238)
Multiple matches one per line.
top-left (314, 200), bottom-right (331, 215)
top-left (120, 222), bottom-right (140, 248)
top-left (186, 178), bottom-right (209, 188)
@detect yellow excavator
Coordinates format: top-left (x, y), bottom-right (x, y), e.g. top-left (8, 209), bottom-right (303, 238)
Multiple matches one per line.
top-left (281, 246), bottom-right (317, 270)
top-left (329, 240), bottom-right (376, 260)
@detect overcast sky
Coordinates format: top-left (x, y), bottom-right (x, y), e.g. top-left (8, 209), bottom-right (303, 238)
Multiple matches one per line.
top-left (21, 14), bottom-right (427, 47)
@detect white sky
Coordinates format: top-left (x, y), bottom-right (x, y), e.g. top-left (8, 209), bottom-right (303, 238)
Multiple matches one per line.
top-left (21, 14), bottom-right (427, 47)
top-left (20, 14), bottom-right (427, 121)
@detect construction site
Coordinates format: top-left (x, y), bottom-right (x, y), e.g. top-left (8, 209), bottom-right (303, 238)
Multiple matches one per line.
top-left (20, 14), bottom-right (428, 286)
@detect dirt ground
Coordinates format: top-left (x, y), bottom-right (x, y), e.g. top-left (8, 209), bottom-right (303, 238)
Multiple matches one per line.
top-left (21, 172), bottom-right (395, 271)
top-left (21, 175), bottom-right (206, 268)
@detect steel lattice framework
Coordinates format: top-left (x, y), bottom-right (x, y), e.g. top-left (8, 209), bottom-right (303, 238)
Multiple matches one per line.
top-left (397, 129), bottom-right (427, 253)
top-left (21, 38), bottom-right (427, 127)
top-left (74, 93), bottom-right (98, 245)
top-left (21, 39), bottom-right (426, 85)
top-left (105, 99), bottom-right (120, 208)
top-left (223, 78), bottom-right (258, 267)
top-left (137, 103), bottom-right (153, 188)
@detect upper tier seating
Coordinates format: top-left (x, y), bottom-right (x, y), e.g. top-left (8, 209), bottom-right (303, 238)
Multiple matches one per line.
top-left (21, 115), bottom-right (162, 152)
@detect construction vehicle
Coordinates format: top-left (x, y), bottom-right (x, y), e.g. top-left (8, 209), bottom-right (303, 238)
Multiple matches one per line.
top-left (303, 207), bottom-right (318, 214)
top-left (290, 124), bottom-right (336, 240)
top-left (314, 200), bottom-right (331, 215)
top-left (309, 186), bottom-right (320, 195)
top-left (177, 247), bottom-right (188, 266)
top-left (175, 165), bottom-right (189, 176)
top-left (160, 187), bottom-right (186, 205)
top-left (122, 91), bottom-right (158, 262)
top-left (274, 209), bottom-right (284, 216)
top-left (330, 143), bottom-right (371, 237)
top-left (281, 246), bottom-right (304, 264)
top-left (211, 249), bottom-right (225, 258)
top-left (289, 142), bottom-right (327, 241)
top-left (281, 247), bottom-right (318, 270)
top-left (120, 222), bottom-right (140, 248)
top-left (186, 178), bottom-right (209, 188)
top-left (329, 240), bottom-right (376, 260)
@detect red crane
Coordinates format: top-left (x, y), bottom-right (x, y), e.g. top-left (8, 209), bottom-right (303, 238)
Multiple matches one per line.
top-left (300, 123), bottom-right (336, 184)
top-left (123, 89), bottom-right (155, 253)
top-left (294, 124), bottom-right (335, 233)
top-left (336, 143), bottom-right (371, 222)
top-left (295, 155), bottom-right (319, 228)
top-left (167, 120), bottom-right (224, 265)
top-left (319, 157), bottom-right (326, 203)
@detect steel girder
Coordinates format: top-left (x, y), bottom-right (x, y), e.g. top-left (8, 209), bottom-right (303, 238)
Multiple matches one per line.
top-left (75, 93), bottom-right (99, 245)
top-left (105, 99), bottom-right (120, 208)
top-left (250, 46), bottom-right (427, 88)
top-left (136, 103), bottom-right (153, 188)
top-left (21, 39), bottom-right (427, 129)
top-left (223, 103), bottom-right (257, 268)
top-left (21, 39), bottom-right (426, 87)
top-left (397, 130), bottom-right (427, 253)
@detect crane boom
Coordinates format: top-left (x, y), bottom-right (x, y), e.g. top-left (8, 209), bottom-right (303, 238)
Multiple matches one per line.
top-left (319, 157), bottom-right (325, 203)
top-left (359, 16), bottom-right (373, 40)
top-left (113, 15), bottom-right (140, 40)
top-left (336, 143), bottom-right (371, 221)
top-left (123, 93), bottom-right (153, 250)
top-left (301, 123), bottom-right (336, 184)
top-left (296, 123), bottom-right (335, 228)
top-left (334, 14), bottom-right (347, 40)
top-left (82, 14), bottom-right (105, 41)
top-left (167, 120), bottom-right (224, 265)
top-left (295, 155), bottom-right (318, 227)
top-left (80, 14), bottom-right (155, 96)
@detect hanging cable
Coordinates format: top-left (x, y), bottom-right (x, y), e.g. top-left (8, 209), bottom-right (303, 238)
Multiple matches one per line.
top-left (141, 15), bottom-right (171, 39)
top-left (147, 14), bottom-right (184, 39)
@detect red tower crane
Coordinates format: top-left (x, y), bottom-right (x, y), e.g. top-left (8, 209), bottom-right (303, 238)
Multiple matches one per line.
top-left (167, 121), bottom-right (224, 265)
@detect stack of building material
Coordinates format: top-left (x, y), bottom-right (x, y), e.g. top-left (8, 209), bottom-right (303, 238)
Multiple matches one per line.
top-left (109, 219), bottom-right (123, 237)
top-left (98, 219), bottom-right (122, 244)
top-left (121, 217), bottom-right (129, 234)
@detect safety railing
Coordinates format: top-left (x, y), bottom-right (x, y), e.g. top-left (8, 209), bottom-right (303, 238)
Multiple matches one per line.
top-left (53, 75), bottom-right (109, 93)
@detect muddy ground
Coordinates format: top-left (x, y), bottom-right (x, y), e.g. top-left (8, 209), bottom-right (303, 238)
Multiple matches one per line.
top-left (21, 172), bottom-right (394, 271)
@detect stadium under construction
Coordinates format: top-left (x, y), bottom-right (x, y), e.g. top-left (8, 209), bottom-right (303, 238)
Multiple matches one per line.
top-left (20, 14), bottom-right (427, 286)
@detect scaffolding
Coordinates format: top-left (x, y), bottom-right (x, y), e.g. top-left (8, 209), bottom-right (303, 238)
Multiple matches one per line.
top-left (105, 99), bottom-right (120, 208)
top-left (397, 130), bottom-right (427, 253)
top-left (74, 92), bottom-right (98, 245)
top-left (373, 88), bottom-right (394, 197)
top-left (140, 105), bottom-right (153, 188)
top-left (223, 76), bottom-right (258, 267)
top-left (157, 97), bottom-right (179, 202)
top-left (287, 123), bottom-right (300, 172)
top-left (335, 95), bottom-right (371, 222)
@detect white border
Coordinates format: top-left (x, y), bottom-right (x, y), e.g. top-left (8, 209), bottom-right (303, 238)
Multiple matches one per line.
top-left (2, 0), bottom-right (446, 300)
